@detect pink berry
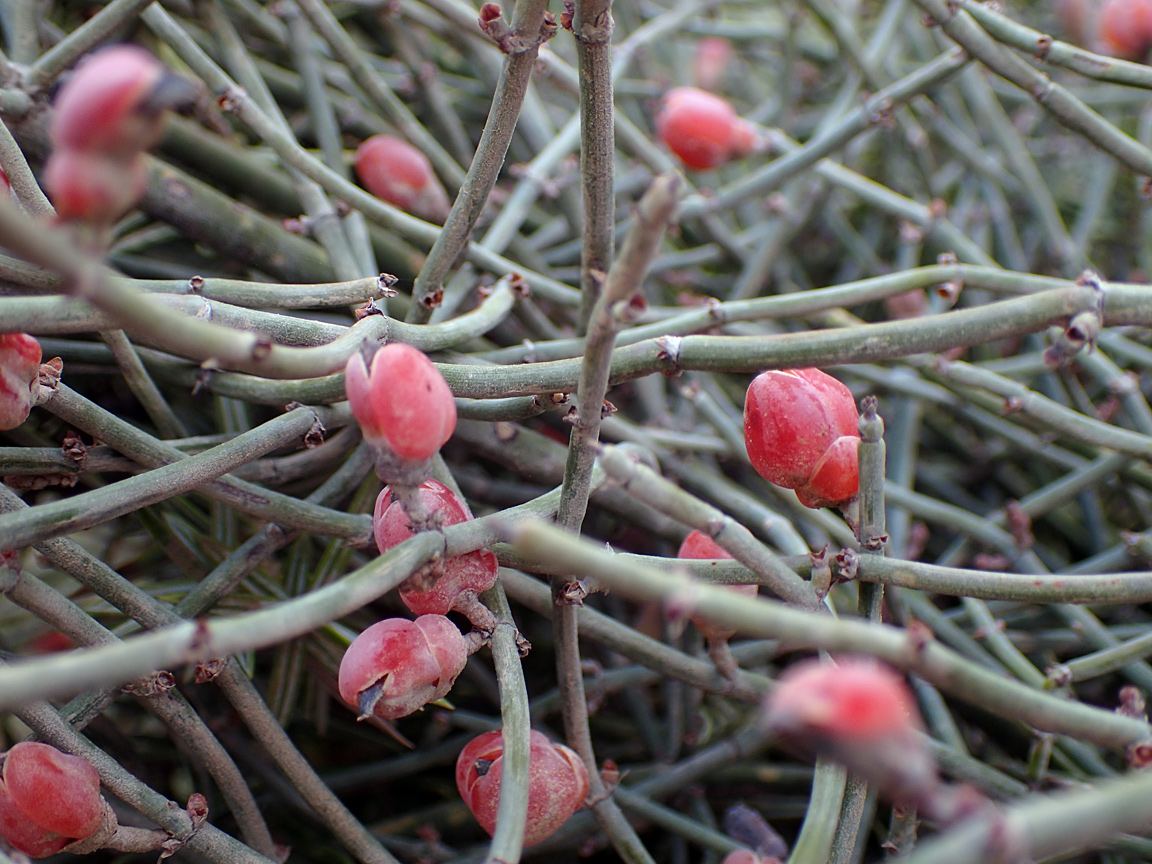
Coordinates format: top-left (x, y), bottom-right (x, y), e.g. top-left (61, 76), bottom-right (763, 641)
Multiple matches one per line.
top-left (374, 480), bottom-right (498, 616)
top-left (1099, 0), bottom-right (1152, 57)
top-left (0, 742), bottom-right (104, 858)
top-left (795, 435), bottom-right (860, 510)
top-left (656, 87), bottom-right (757, 171)
top-left (344, 343), bottom-right (457, 463)
top-left (338, 614), bottom-right (468, 720)
top-left (355, 135), bottom-right (451, 223)
top-left (51, 46), bottom-right (178, 155)
top-left (762, 658), bottom-right (939, 804)
top-left (0, 333), bottom-right (40, 431)
top-left (43, 148), bottom-right (149, 226)
top-left (455, 729), bottom-right (589, 847)
top-left (744, 368), bottom-right (860, 509)
top-left (764, 658), bottom-right (922, 740)
top-left (693, 36), bottom-right (734, 91)
top-left (45, 46), bottom-right (194, 224)
top-left (676, 530), bottom-right (757, 642)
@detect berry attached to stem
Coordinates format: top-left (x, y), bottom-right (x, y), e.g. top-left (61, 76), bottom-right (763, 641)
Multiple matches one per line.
top-left (0, 742), bottom-right (109, 858)
top-left (338, 614), bottom-right (469, 721)
top-left (744, 368), bottom-right (860, 511)
top-left (45, 45), bottom-right (196, 229)
top-left (0, 333), bottom-right (40, 431)
top-left (344, 343), bottom-right (457, 486)
top-left (455, 729), bottom-right (590, 847)
top-left (374, 480), bottom-right (500, 637)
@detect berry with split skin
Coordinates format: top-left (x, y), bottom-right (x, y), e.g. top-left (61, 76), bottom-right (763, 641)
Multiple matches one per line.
top-left (744, 368), bottom-right (860, 510)
top-left (355, 134), bottom-right (451, 223)
top-left (0, 742), bottom-right (107, 858)
top-left (44, 45), bottom-right (196, 227)
top-left (345, 343), bottom-right (457, 468)
top-left (455, 729), bottom-right (589, 847)
top-left (656, 86), bottom-right (758, 171)
top-left (374, 480), bottom-right (498, 630)
top-left (0, 333), bottom-right (41, 431)
top-left (338, 615), bottom-right (468, 721)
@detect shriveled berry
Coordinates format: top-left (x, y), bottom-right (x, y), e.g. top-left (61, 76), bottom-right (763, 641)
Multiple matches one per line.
top-left (374, 480), bottom-right (498, 616)
top-left (0, 742), bottom-right (104, 858)
top-left (355, 135), bottom-right (450, 223)
top-left (656, 87), bottom-right (757, 171)
top-left (338, 615), bottom-right (468, 720)
top-left (744, 368), bottom-right (860, 509)
top-left (676, 530), bottom-right (757, 642)
top-left (344, 343), bottom-right (457, 463)
top-left (455, 729), bottom-right (589, 847)
top-left (0, 333), bottom-right (41, 431)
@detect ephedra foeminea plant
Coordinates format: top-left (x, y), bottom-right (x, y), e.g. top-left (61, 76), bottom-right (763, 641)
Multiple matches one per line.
top-left (5, 1), bottom-right (1152, 862)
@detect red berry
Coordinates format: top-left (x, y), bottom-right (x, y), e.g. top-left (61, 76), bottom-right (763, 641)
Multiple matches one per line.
top-left (338, 615), bottom-right (468, 720)
top-left (0, 333), bottom-right (40, 431)
top-left (43, 148), bottom-right (149, 225)
top-left (46, 46), bottom-right (194, 225)
top-left (743, 368), bottom-right (860, 509)
top-left (795, 435), bottom-right (860, 510)
top-left (355, 135), bottom-right (450, 223)
top-left (1099, 0), bottom-right (1152, 57)
top-left (676, 530), bottom-right (757, 642)
top-left (344, 343), bottom-right (457, 463)
top-left (762, 658), bottom-right (940, 804)
top-left (764, 658), bottom-right (921, 740)
top-left (0, 742), bottom-right (104, 858)
top-left (656, 87), bottom-right (757, 171)
top-left (374, 480), bottom-right (499, 616)
top-left (455, 729), bottom-right (589, 847)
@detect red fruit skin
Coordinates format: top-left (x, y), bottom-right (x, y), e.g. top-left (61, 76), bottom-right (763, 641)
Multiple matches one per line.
top-left (0, 742), bottom-right (104, 858)
top-left (764, 657), bottom-right (922, 740)
top-left (0, 333), bottom-right (41, 431)
top-left (455, 729), bottom-right (590, 847)
top-left (676, 530), bottom-right (758, 641)
top-left (338, 615), bottom-right (467, 720)
top-left (795, 435), bottom-right (859, 510)
top-left (374, 481), bottom-right (498, 615)
top-left (722, 851), bottom-right (766, 864)
top-left (51, 46), bottom-right (169, 156)
top-left (46, 46), bottom-right (193, 225)
top-left (743, 368), bottom-right (859, 490)
top-left (762, 658), bottom-right (937, 803)
top-left (344, 344), bottom-right (457, 462)
top-left (656, 87), bottom-right (756, 171)
top-left (355, 135), bottom-right (450, 223)
top-left (43, 149), bottom-right (148, 225)
top-left (693, 36), bottom-right (733, 91)
top-left (1099, 0), bottom-right (1152, 57)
